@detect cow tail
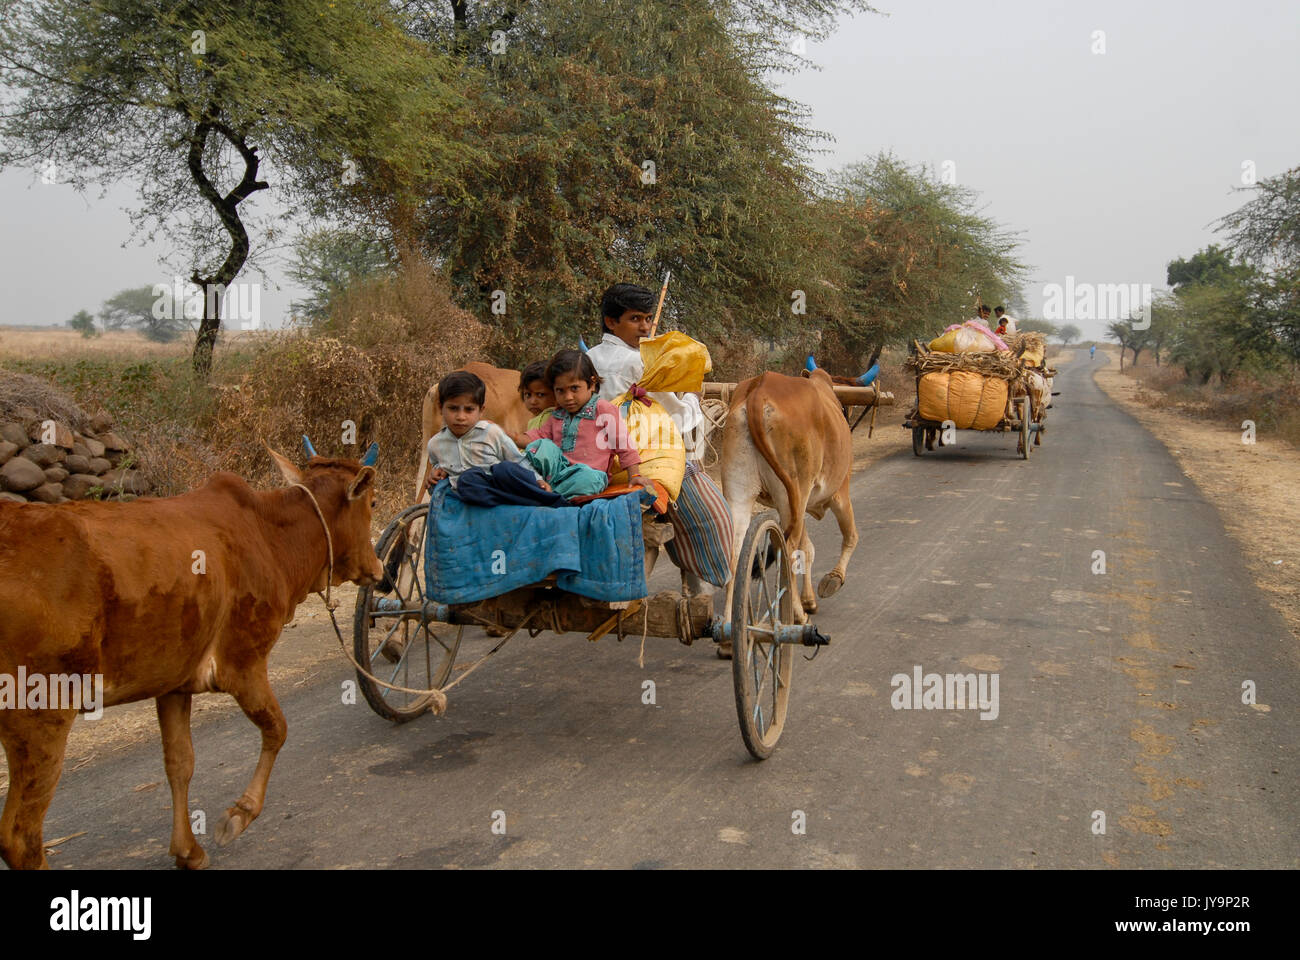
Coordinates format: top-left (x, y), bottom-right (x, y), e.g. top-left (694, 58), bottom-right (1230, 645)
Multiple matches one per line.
top-left (745, 382), bottom-right (803, 546)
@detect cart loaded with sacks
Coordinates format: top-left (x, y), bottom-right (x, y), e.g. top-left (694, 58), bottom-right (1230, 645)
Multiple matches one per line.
top-left (902, 327), bottom-right (1056, 460)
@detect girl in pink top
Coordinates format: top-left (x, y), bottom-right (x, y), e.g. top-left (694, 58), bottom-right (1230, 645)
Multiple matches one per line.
top-left (525, 349), bottom-right (653, 497)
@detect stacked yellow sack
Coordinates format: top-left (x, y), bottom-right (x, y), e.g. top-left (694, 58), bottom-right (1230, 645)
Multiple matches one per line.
top-left (918, 371), bottom-right (1009, 430)
top-left (608, 331), bottom-right (712, 500)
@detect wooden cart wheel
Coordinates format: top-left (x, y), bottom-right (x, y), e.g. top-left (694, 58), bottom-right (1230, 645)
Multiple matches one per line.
top-left (353, 502), bottom-right (462, 722)
top-left (1018, 395), bottom-right (1032, 460)
top-left (912, 426), bottom-right (925, 456)
top-left (731, 515), bottom-right (796, 760)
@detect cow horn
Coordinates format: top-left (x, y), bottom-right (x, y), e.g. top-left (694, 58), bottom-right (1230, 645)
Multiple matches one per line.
top-left (360, 441), bottom-right (378, 467)
top-left (579, 336), bottom-right (590, 352)
top-left (805, 355), bottom-right (817, 372)
top-left (856, 362), bottom-right (880, 386)
top-left (302, 434), bottom-right (318, 459)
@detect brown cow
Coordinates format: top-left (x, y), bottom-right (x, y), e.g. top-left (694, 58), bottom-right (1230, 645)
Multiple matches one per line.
top-left (414, 361), bottom-right (531, 498)
top-left (0, 446), bottom-right (382, 869)
top-left (720, 369), bottom-right (858, 642)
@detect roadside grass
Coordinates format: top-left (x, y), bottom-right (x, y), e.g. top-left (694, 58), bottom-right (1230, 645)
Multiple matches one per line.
top-left (1118, 360), bottom-right (1300, 450)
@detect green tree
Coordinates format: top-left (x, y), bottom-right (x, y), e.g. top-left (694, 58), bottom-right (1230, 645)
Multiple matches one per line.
top-left (404, 0), bottom-right (866, 364)
top-left (1057, 323), bottom-right (1081, 345)
top-left (0, 0), bottom-right (475, 373)
top-left (1106, 316), bottom-right (1154, 370)
top-left (827, 153), bottom-right (1026, 362)
top-left (68, 309), bottom-right (98, 338)
top-left (288, 228), bottom-right (395, 324)
top-left (1016, 318), bottom-right (1057, 336)
top-left (99, 286), bottom-right (186, 342)
top-left (1215, 166), bottom-right (1300, 360)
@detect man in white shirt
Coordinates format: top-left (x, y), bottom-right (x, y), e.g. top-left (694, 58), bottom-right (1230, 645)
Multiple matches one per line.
top-left (994, 306), bottom-right (1018, 335)
top-left (584, 283), bottom-right (733, 618)
top-left (584, 283), bottom-right (704, 459)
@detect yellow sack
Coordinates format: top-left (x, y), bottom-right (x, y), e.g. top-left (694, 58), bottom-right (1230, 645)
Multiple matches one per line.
top-left (918, 371), bottom-right (1008, 430)
top-left (1020, 343), bottom-right (1045, 367)
top-left (605, 332), bottom-right (708, 500)
top-left (608, 394), bottom-right (685, 499)
top-left (634, 331), bottom-right (712, 392)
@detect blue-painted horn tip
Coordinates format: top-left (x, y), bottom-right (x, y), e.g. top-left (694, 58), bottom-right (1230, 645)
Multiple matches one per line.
top-left (805, 355), bottom-right (817, 371)
top-left (301, 434), bottom-right (317, 458)
top-left (579, 337), bottom-right (589, 352)
top-left (361, 442), bottom-right (378, 467)
top-left (857, 363), bottom-right (880, 386)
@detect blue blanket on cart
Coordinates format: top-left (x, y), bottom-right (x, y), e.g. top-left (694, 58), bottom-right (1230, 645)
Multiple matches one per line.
top-left (424, 481), bottom-right (650, 604)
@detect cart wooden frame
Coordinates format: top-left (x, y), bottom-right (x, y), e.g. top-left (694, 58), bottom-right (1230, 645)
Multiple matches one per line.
top-left (352, 499), bottom-right (828, 760)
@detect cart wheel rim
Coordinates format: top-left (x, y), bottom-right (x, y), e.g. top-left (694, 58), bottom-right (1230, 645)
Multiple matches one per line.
top-left (731, 516), bottom-right (795, 759)
top-left (353, 503), bottom-right (460, 721)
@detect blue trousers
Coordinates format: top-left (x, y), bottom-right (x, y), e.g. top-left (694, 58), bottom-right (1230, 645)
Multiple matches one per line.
top-left (451, 462), bottom-right (570, 508)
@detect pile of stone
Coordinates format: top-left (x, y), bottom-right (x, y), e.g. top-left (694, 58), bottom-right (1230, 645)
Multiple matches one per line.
top-left (0, 407), bottom-right (150, 504)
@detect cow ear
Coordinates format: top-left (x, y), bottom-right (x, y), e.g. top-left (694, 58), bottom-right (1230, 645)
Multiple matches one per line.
top-left (266, 445), bottom-right (303, 484)
top-left (348, 465), bottom-right (376, 501)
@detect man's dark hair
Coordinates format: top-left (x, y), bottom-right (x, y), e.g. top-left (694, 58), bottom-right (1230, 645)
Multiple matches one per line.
top-left (518, 361), bottom-right (549, 393)
top-left (437, 370), bottom-right (486, 408)
top-left (978, 304), bottom-right (991, 316)
top-left (545, 349), bottom-right (602, 390)
top-left (600, 282), bottom-right (655, 332)
top-left (994, 306), bottom-right (1006, 315)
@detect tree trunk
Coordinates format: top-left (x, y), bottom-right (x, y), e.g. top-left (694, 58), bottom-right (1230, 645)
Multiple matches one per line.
top-left (185, 114), bottom-right (269, 375)
top-left (1131, 347), bottom-right (1142, 368)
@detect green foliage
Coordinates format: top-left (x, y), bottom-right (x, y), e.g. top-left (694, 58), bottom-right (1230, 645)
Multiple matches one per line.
top-left (288, 228), bottom-right (395, 324)
top-left (1016, 319), bottom-right (1057, 335)
top-left (98, 286), bottom-right (185, 342)
top-left (1057, 323), bottom-right (1081, 345)
top-left (68, 309), bottom-right (98, 338)
top-left (0, 0), bottom-right (477, 371)
top-left (1214, 167), bottom-right (1300, 361)
top-left (825, 153), bottom-right (1026, 362)
top-left (409, 0), bottom-right (844, 365)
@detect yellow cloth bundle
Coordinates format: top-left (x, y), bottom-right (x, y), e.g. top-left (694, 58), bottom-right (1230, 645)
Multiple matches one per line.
top-left (607, 332), bottom-right (711, 500)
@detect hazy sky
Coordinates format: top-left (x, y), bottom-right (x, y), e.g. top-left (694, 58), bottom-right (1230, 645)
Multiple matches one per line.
top-left (2, 0), bottom-right (1298, 341)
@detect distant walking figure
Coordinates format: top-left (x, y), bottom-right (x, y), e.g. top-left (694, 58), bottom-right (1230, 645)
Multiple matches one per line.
top-left (1090, 345), bottom-right (1097, 360)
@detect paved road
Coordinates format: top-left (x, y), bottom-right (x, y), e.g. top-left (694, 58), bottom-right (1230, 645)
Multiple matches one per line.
top-left (29, 354), bottom-right (1300, 868)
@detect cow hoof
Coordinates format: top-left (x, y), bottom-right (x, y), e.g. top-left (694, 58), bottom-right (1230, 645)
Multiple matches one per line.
top-left (817, 572), bottom-right (844, 599)
top-left (801, 597), bottom-right (818, 616)
top-left (715, 640), bottom-right (733, 660)
top-left (174, 846), bottom-right (209, 870)
top-left (214, 809), bottom-right (249, 847)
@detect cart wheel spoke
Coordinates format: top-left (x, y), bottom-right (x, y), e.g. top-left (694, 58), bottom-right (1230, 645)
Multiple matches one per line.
top-left (353, 503), bottom-right (461, 722)
top-left (731, 516), bottom-right (796, 760)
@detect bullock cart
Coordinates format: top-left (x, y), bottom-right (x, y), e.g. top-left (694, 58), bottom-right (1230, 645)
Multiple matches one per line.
top-left (352, 487), bottom-right (828, 760)
top-left (900, 344), bottom-right (1040, 460)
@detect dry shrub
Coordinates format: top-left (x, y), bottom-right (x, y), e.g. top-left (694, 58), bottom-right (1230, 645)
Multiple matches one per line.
top-left (0, 369), bottom-right (96, 432)
top-left (214, 259), bottom-right (488, 512)
top-left (1125, 361), bottom-right (1300, 449)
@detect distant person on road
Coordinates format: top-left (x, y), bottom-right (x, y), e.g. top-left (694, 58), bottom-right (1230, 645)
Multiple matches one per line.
top-left (1090, 344), bottom-right (1097, 360)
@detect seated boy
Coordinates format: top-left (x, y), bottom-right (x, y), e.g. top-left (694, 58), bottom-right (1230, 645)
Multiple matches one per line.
top-left (426, 370), bottom-right (563, 507)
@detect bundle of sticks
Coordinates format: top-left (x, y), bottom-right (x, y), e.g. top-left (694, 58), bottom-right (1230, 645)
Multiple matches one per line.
top-left (1003, 331), bottom-right (1045, 357)
top-left (905, 342), bottom-right (1024, 381)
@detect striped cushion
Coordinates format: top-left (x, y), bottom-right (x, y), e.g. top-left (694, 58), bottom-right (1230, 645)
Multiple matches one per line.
top-left (664, 462), bottom-right (734, 587)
